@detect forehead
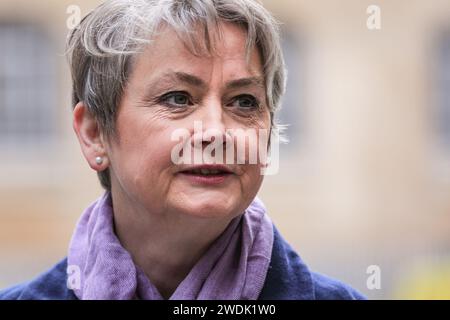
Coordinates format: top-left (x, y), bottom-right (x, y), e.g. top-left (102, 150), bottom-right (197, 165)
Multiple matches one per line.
top-left (129, 22), bottom-right (264, 82)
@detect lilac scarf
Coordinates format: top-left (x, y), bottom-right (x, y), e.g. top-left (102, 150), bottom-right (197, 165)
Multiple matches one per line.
top-left (67, 192), bottom-right (274, 300)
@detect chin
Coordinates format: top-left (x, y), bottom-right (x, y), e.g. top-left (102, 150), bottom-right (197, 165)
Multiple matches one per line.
top-left (175, 194), bottom-right (238, 219)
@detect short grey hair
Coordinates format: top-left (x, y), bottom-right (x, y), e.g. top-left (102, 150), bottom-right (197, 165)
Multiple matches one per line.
top-left (66, 0), bottom-right (287, 191)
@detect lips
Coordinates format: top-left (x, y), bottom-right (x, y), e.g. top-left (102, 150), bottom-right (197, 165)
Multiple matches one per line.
top-left (179, 164), bottom-right (233, 176)
top-left (178, 165), bottom-right (234, 185)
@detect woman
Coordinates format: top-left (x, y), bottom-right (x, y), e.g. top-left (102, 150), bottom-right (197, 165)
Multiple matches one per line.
top-left (0, 0), bottom-right (364, 300)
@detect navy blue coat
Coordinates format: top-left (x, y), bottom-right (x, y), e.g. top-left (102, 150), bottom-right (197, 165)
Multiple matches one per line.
top-left (0, 227), bottom-right (365, 300)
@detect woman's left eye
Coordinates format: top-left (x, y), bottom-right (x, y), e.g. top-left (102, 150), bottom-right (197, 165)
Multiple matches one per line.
top-left (229, 94), bottom-right (260, 109)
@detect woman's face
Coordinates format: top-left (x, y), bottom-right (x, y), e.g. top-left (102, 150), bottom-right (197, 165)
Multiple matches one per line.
top-left (106, 22), bottom-right (271, 220)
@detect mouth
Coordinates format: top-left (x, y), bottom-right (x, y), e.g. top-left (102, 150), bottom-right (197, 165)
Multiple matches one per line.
top-left (178, 165), bottom-right (234, 185)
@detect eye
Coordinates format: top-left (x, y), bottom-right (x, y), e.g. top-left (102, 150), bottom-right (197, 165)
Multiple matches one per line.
top-left (159, 91), bottom-right (193, 108)
top-left (229, 94), bottom-right (260, 109)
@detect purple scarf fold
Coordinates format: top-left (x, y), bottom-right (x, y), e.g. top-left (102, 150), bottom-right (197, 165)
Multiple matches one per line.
top-left (67, 192), bottom-right (274, 300)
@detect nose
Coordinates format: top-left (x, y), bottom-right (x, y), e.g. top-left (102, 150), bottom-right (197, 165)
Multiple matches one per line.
top-left (190, 98), bottom-right (231, 157)
top-left (197, 97), bottom-right (226, 133)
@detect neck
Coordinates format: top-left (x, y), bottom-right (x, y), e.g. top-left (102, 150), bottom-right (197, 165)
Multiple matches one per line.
top-left (110, 191), bottom-right (232, 299)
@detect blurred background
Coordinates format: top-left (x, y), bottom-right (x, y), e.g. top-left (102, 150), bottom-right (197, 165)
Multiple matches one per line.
top-left (1, 0), bottom-right (450, 299)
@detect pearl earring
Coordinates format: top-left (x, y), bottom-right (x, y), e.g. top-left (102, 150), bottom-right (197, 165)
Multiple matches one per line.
top-left (95, 156), bottom-right (104, 165)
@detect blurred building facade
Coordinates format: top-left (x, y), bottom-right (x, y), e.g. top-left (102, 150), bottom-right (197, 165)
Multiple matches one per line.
top-left (1, 0), bottom-right (450, 299)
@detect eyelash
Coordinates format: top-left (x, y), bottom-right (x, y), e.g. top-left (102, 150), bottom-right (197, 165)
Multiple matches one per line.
top-left (157, 91), bottom-right (261, 110)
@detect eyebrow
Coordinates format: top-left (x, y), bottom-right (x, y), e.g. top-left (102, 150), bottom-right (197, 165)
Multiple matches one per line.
top-left (154, 71), bottom-right (265, 91)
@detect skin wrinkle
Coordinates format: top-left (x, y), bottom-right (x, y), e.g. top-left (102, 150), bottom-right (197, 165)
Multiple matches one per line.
top-left (143, 71), bottom-right (266, 95)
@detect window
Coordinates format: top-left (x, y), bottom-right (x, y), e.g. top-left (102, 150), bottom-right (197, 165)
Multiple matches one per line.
top-left (0, 24), bottom-right (57, 148)
top-left (436, 31), bottom-right (450, 148)
top-left (277, 30), bottom-right (303, 151)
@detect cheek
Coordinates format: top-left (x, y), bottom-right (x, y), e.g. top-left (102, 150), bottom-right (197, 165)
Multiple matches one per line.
top-left (110, 118), bottom-right (180, 187)
top-left (117, 109), bottom-right (177, 160)
top-left (241, 164), bottom-right (264, 190)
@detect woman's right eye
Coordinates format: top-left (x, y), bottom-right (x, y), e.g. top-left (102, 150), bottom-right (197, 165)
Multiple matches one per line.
top-left (159, 91), bottom-right (193, 108)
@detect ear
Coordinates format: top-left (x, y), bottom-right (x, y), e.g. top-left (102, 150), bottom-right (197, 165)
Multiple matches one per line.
top-left (73, 102), bottom-right (109, 171)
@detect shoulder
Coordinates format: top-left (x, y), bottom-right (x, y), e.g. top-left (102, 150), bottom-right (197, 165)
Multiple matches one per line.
top-left (310, 271), bottom-right (366, 300)
top-left (0, 258), bottom-right (77, 300)
top-left (259, 226), bottom-right (366, 300)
